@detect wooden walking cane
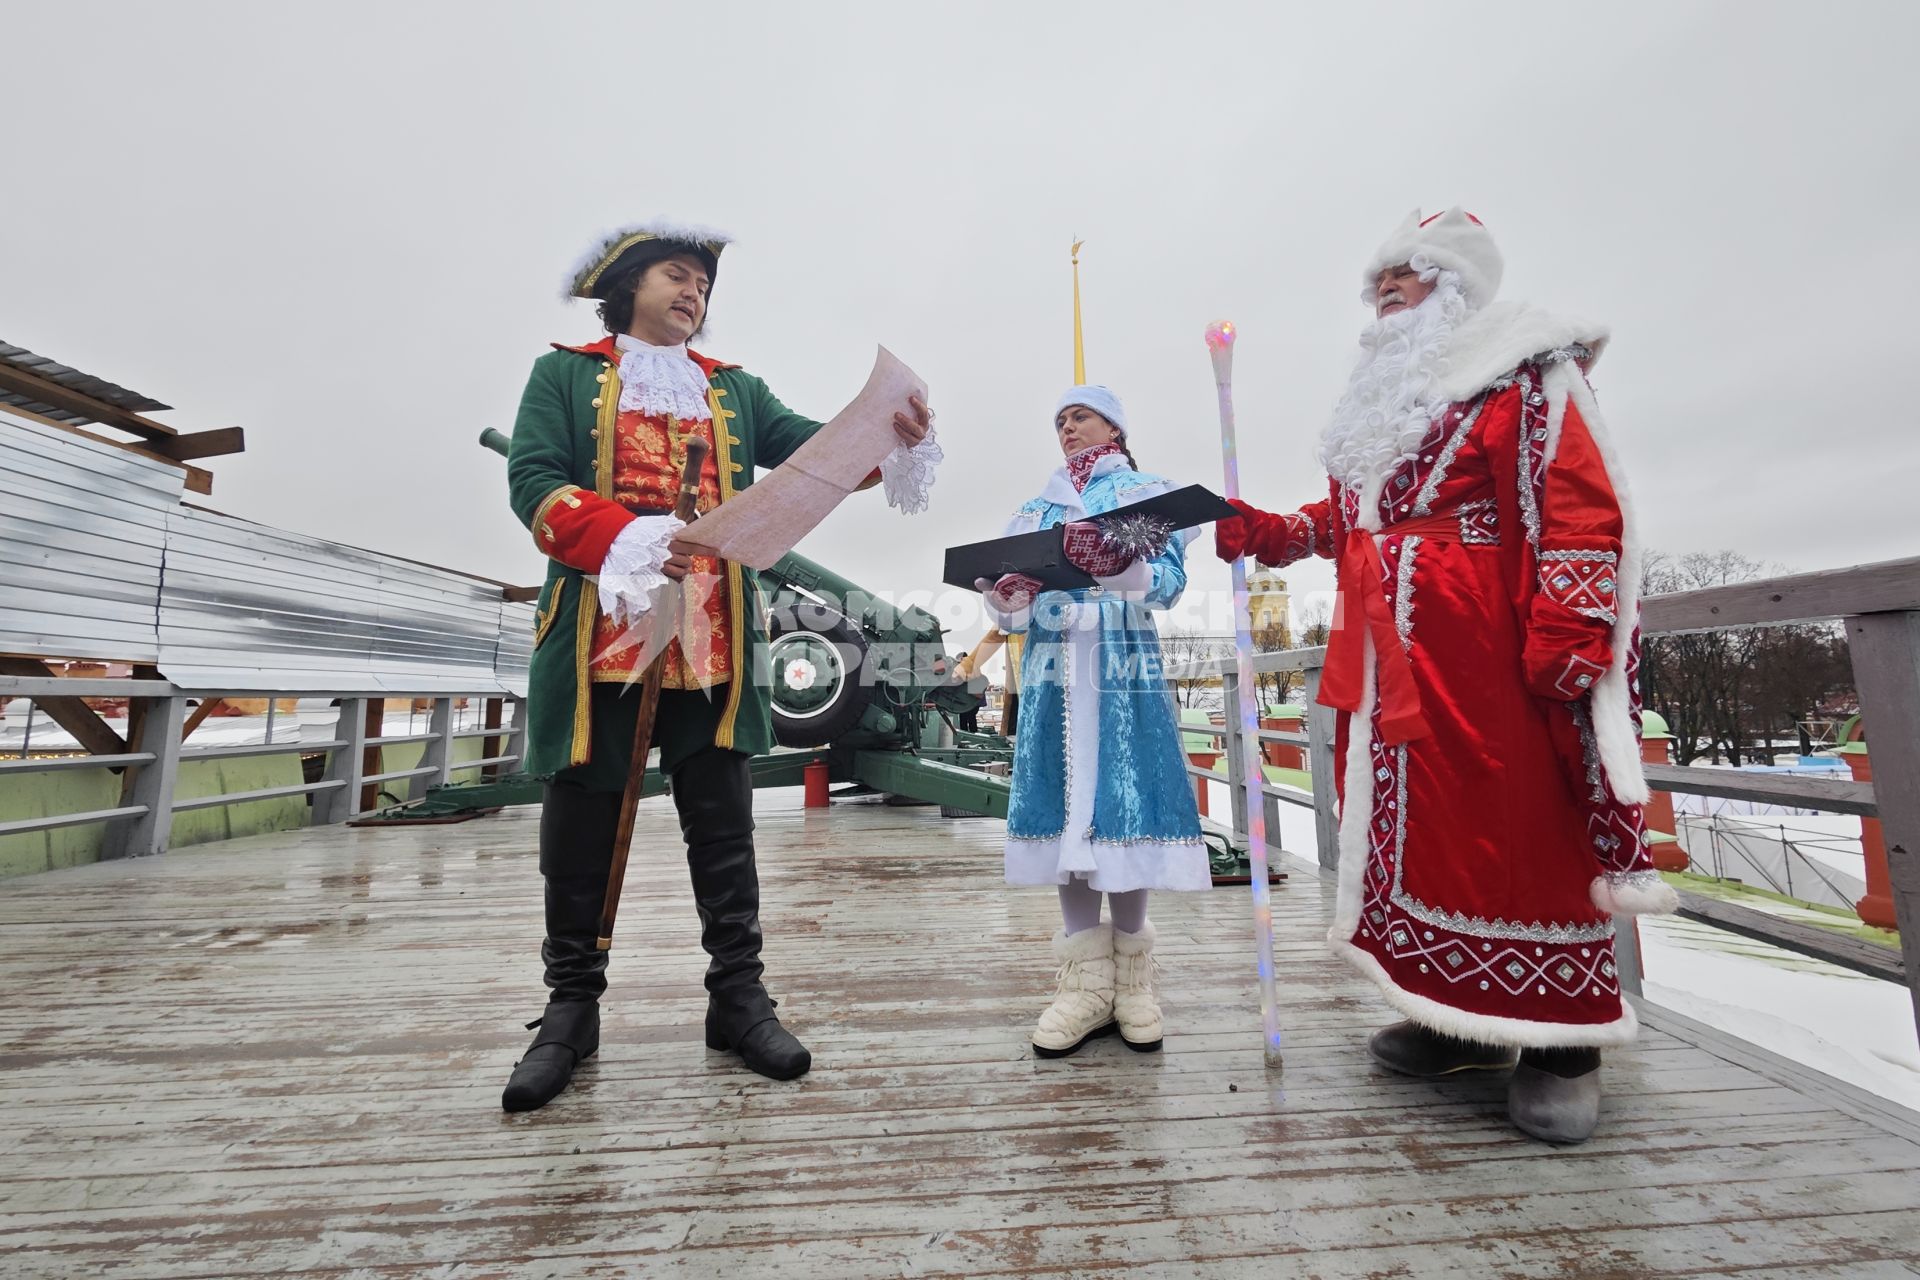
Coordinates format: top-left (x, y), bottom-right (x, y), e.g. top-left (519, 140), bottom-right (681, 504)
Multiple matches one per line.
top-left (597, 435), bottom-right (710, 951)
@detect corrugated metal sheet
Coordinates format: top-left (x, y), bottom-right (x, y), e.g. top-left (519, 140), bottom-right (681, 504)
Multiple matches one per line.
top-left (0, 340), bottom-right (171, 426)
top-left (4, 395), bottom-right (537, 694)
top-left (494, 602), bottom-right (535, 695)
top-left (0, 409), bottom-right (183, 662)
top-left (157, 508), bottom-right (524, 694)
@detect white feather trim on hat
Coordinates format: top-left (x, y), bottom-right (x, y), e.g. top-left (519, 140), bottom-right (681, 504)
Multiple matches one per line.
top-left (1361, 207), bottom-right (1504, 311)
top-left (563, 219), bottom-right (735, 300)
top-left (1054, 384), bottom-right (1128, 432)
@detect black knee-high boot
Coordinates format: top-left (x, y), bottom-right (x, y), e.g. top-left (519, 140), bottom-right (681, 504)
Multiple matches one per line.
top-left (502, 783), bottom-right (617, 1112)
top-left (672, 748), bottom-right (811, 1081)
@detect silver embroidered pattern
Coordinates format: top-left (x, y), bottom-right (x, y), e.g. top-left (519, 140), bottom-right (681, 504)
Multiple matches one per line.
top-left (1411, 400), bottom-right (1485, 516)
top-left (1287, 514), bottom-right (1317, 560)
top-left (1483, 345), bottom-right (1592, 394)
top-left (1456, 497), bottom-right (1499, 545)
top-left (1394, 536), bottom-right (1421, 651)
top-left (1540, 549), bottom-right (1620, 564)
top-left (1605, 869), bottom-right (1665, 890)
top-left (1516, 371), bottom-right (1544, 550)
top-left (1572, 703), bottom-right (1607, 804)
top-left (1006, 624), bottom-right (1073, 841)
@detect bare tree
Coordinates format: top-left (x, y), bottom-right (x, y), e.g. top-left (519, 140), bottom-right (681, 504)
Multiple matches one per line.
top-left (1251, 618), bottom-right (1301, 708)
top-left (1295, 600), bottom-right (1332, 648)
top-left (1158, 630), bottom-right (1230, 709)
top-left (1638, 551), bottom-right (1856, 765)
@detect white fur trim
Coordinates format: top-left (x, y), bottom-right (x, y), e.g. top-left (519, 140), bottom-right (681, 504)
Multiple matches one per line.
top-left (881, 425), bottom-right (943, 515)
top-left (1332, 938), bottom-right (1641, 1048)
top-left (1057, 922), bottom-right (1115, 962)
top-left (1327, 630), bottom-right (1379, 941)
top-left (1112, 920), bottom-right (1157, 952)
top-left (1437, 302), bottom-right (1611, 404)
top-left (1054, 384), bottom-right (1128, 431)
top-left (1590, 872), bottom-right (1679, 917)
top-left (563, 219), bottom-right (734, 300)
top-left (1543, 363), bottom-right (1650, 805)
top-left (1362, 208), bottom-right (1505, 311)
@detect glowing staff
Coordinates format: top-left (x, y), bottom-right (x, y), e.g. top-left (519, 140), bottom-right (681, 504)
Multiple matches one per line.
top-left (1205, 319), bottom-right (1283, 1067)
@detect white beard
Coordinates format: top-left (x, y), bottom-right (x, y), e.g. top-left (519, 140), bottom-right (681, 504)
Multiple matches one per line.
top-left (1318, 272), bottom-right (1469, 503)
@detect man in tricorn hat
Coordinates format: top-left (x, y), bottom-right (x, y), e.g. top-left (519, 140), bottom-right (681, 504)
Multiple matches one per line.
top-left (501, 220), bottom-right (939, 1111)
top-left (1214, 209), bottom-right (1675, 1143)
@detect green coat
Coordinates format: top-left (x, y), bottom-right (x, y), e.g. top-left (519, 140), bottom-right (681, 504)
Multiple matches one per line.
top-left (507, 336), bottom-right (832, 786)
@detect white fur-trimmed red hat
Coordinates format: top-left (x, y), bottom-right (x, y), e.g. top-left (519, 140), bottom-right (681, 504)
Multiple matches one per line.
top-left (1360, 207), bottom-right (1503, 310)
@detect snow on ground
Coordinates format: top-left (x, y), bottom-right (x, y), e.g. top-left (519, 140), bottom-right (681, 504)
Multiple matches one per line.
top-left (1640, 914), bottom-right (1920, 1113)
top-left (1204, 776), bottom-right (1920, 1114)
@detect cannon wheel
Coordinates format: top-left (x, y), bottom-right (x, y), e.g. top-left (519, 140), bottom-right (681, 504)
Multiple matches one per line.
top-left (768, 603), bottom-right (872, 748)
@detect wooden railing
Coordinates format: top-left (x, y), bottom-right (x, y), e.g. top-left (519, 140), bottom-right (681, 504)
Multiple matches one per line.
top-left (1165, 554), bottom-right (1920, 1040)
top-left (0, 678), bottom-right (526, 857)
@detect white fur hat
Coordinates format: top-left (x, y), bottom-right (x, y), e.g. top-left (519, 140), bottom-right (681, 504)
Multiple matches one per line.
top-left (1360, 207), bottom-right (1503, 310)
top-left (1054, 384), bottom-right (1128, 431)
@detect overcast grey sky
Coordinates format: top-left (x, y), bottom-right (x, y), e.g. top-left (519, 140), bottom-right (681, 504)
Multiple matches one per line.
top-left (7, 1), bottom-right (1916, 653)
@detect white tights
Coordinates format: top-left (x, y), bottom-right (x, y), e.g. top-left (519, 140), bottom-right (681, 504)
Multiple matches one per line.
top-left (1058, 878), bottom-right (1148, 936)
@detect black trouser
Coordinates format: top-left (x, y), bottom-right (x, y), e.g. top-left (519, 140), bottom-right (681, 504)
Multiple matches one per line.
top-left (536, 746), bottom-right (762, 1006)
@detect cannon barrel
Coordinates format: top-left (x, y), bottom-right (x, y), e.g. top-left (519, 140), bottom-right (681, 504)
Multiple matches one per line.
top-left (478, 428), bottom-right (512, 458)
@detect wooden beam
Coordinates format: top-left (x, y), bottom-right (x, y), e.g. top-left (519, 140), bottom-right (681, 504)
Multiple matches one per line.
top-left (5, 403), bottom-right (214, 495)
top-left (1843, 610), bottom-right (1920, 1039)
top-left (1642, 763), bottom-right (1876, 817)
top-left (0, 657), bottom-right (128, 757)
top-left (151, 426), bottom-right (245, 462)
top-left (0, 363), bottom-right (176, 440)
top-left (1675, 889), bottom-right (1903, 983)
top-left (179, 697), bottom-right (225, 742)
top-left (1641, 556), bottom-right (1920, 636)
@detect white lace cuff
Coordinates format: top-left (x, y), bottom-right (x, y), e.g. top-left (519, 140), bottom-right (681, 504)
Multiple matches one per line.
top-left (597, 514), bottom-right (686, 627)
top-left (881, 425), bottom-right (943, 514)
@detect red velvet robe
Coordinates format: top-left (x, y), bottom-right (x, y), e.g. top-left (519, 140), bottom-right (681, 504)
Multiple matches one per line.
top-left (1232, 354), bottom-right (1663, 1046)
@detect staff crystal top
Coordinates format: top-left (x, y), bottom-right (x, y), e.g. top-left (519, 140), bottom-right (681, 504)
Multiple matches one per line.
top-left (1204, 320), bottom-right (1237, 350)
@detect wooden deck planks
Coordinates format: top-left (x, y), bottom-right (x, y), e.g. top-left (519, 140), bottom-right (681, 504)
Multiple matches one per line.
top-left (2, 794), bottom-right (1918, 1278)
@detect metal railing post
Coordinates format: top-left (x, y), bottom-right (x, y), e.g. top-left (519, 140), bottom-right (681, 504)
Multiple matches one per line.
top-left (505, 695), bottom-right (528, 774)
top-left (1615, 921), bottom-right (1645, 999)
top-left (1842, 609), bottom-right (1920, 1039)
top-left (105, 694), bottom-right (185, 859)
top-left (412, 697), bottom-right (454, 800)
top-left (314, 698), bottom-right (368, 825)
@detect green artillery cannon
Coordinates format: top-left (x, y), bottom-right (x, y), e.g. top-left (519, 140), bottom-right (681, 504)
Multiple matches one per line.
top-left (357, 431), bottom-right (1015, 823)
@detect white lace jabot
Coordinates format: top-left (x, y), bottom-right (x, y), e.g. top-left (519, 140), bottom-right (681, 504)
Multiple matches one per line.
top-left (613, 333), bottom-right (714, 422)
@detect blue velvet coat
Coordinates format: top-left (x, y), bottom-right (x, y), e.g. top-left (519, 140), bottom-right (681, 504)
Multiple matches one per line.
top-left (998, 456), bottom-right (1210, 893)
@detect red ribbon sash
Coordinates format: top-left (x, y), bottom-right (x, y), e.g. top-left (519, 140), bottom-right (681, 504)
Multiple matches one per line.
top-left (1314, 507), bottom-right (1467, 745)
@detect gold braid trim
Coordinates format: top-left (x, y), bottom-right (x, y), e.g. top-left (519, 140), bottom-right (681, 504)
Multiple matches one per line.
top-left (530, 485), bottom-right (586, 556)
top-left (571, 576), bottom-right (596, 766)
top-left (571, 359), bottom-right (623, 768)
top-left (708, 382), bottom-right (746, 749)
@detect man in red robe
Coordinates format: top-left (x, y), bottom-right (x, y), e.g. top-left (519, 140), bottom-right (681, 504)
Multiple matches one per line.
top-left (1215, 209), bottom-right (1676, 1143)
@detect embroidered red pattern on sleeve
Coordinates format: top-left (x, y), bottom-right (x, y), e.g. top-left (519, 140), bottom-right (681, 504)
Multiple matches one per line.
top-left (1536, 549), bottom-right (1620, 625)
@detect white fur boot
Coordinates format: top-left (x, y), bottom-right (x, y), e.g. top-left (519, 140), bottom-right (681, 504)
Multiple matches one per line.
top-left (1032, 924), bottom-right (1116, 1058)
top-left (1112, 922), bottom-right (1162, 1051)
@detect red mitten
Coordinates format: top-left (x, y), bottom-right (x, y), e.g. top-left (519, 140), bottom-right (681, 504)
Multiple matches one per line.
top-left (979, 573), bottom-right (1043, 614)
top-left (1214, 499), bottom-right (1258, 562)
top-left (1062, 521), bottom-right (1138, 577)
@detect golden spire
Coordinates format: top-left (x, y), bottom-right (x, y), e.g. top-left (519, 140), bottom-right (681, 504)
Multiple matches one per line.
top-left (1071, 238), bottom-right (1087, 384)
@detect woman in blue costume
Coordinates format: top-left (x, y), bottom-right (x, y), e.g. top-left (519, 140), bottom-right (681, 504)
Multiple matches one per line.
top-left (978, 384), bottom-right (1209, 1058)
